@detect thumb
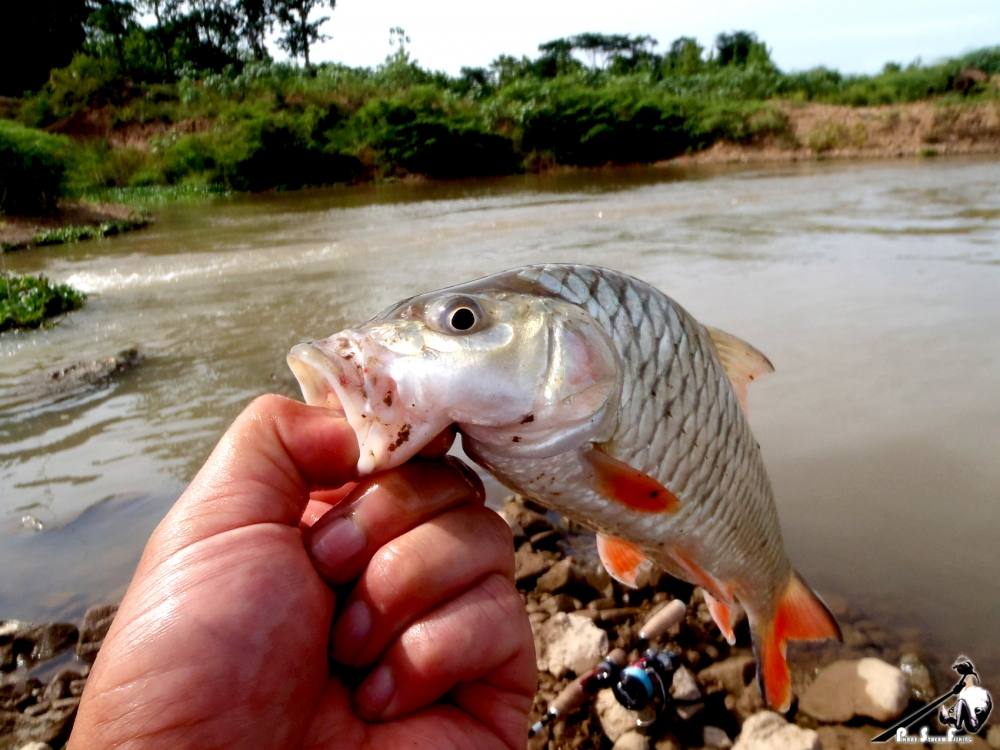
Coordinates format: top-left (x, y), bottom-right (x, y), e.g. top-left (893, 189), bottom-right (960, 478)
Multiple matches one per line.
top-left (151, 395), bottom-right (359, 561)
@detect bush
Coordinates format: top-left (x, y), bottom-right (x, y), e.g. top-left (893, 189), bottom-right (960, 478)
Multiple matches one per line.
top-left (1, 273), bottom-right (85, 331)
top-left (0, 120), bottom-right (71, 214)
top-left (350, 94), bottom-right (517, 178)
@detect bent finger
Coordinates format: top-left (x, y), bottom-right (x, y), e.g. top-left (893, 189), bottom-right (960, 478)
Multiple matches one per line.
top-left (354, 573), bottom-right (535, 730)
top-left (306, 458), bottom-right (484, 585)
top-left (153, 395), bottom-right (359, 558)
top-left (330, 505), bottom-right (514, 666)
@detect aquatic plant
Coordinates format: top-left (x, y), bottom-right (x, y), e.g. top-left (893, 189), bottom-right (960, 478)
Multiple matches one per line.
top-left (0, 272), bottom-right (86, 331)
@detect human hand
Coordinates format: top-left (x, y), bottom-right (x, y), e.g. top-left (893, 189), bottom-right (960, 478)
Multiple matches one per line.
top-left (68, 395), bottom-right (535, 750)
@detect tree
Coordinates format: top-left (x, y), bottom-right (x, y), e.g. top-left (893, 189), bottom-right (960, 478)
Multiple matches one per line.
top-left (714, 30), bottom-right (771, 68)
top-left (665, 36), bottom-right (705, 75)
top-left (239, 0), bottom-right (273, 61)
top-left (85, 0), bottom-right (138, 69)
top-left (274, 0), bottom-right (335, 70)
top-left (0, 0), bottom-right (91, 95)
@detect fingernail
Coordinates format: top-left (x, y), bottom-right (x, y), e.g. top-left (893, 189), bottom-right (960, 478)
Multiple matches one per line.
top-left (337, 600), bottom-right (372, 646)
top-left (310, 514), bottom-right (366, 573)
top-left (446, 457), bottom-right (484, 500)
top-left (358, 665), bottom-right (394, 718)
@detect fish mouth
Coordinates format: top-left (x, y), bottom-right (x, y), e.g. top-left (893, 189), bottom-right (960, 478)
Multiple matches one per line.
top-left (287, 335), bottom-right (451, 475)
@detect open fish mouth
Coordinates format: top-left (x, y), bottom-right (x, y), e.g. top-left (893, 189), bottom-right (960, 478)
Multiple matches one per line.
top-left (287, 335), bottom-right (450, 474)
top-left (286, 342), bottom-right (349, 417)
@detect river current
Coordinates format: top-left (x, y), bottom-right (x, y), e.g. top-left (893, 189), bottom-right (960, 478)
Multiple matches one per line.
top-left (2, 158), bottom-right (998, 678)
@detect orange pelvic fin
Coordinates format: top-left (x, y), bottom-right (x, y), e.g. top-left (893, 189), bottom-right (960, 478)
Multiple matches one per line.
top-left (596, 534), bottom-right (652, 588)
top-left (667, 547), bottom-right (738, 642)
top-left (585, 445), bottom-right (680, 513)
top-left (705, 326), bottom-right (774, 415)
top-left (753, 571), bottom-right (843, 712)
top-left (704, 591), bottom-right (737, 645)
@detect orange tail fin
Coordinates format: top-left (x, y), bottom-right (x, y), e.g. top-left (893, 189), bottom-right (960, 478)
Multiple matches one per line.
top-left (753, 572), bottom-right (842, 712)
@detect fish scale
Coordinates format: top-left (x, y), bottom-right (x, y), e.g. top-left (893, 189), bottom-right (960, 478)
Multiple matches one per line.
top-left (480, 265), bottom-right (788, 596)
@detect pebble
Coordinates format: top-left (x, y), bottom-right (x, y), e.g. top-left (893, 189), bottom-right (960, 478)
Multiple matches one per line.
top-left (534, 612), bottom-right (608, 678)
top-left (898, 652), bottom-right (935, 701)
top-left (535, 558), bottom-right (579, 594)
top-left (732, 710), bottom-right (820, 750)
top-left (514, 545), bottom-right (551, 585)
top-left (816, 725), bottom-right (879, 749)
top-left (987, 725), bottom-right (1000, 749)
top-left (699, 654), bottom-right (755, 695)
top-left (17, 743), bottom-right (54, 750)
top-left (800, 657), bottom-right (910, 723)
top-left (595, 687), bottom-right (636, 742)
top-left (703, 725), bottom-right (733, 748)
top-left (670, 665), bottom-right (703, 719)
top-left (77, 604), bottom-right (118, 661)
top-left (612, 730), bottom-right (650, 750)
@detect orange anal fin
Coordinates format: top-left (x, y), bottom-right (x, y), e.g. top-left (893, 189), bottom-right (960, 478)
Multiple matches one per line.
top-left (668, 547), bottom-right (738, 642)
top-left (596, 533), bottom-right (652, 588)
top-left (753, 571), bottom-right (843, 713)
top-left (585, 446), bottom-right (680, 513)
top-left (704, 591), bottom-right (737, 645)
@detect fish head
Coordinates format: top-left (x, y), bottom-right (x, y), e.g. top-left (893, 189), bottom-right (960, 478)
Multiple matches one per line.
top-left (288, 280), bottom-right (621, 475)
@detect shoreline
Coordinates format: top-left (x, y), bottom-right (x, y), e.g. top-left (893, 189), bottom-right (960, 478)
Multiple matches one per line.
top-left (1, 496), bottom-right (957, 750)
top-left (3, 100), bottom-right (998, 254)
top-left (0, 202), bottom-right (148, 253)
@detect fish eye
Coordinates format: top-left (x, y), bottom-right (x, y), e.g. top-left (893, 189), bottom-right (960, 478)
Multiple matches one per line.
top-left (437, 297), bottom-right (486, 334)
top-left (450, 307), bottom-right (477, 331)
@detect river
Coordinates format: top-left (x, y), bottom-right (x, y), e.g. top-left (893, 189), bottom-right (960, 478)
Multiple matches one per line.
top-left (2, 158), bottom-right (998, 680)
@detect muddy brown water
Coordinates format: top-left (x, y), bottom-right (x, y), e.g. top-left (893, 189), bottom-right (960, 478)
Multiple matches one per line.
top-left (2, 159), bottom-right (999, 682)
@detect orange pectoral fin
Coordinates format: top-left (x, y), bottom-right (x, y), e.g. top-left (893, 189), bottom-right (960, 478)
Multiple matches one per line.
top-left (585, 446), bottom-right (680, 513)
top-left (596, 533), bottom-right (653, 588)
top-left (704, 591), bottom-right (737, 645)
top-left (754, 571), bottom-right (843, 712)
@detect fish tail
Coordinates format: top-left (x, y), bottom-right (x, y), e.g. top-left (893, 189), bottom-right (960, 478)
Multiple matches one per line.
top-left (750, 571), bottom-right (842, 712)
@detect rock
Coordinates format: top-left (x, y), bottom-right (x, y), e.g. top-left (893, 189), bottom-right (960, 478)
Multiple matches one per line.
top-left (77, 604), bottom-right (118, 661)
top-left (2, 696), bottom-right (80, 749)
top-left (670, 665), bottom-right (701, 702)
top-left (987, 724), bottom-right (1000, 749)
top-left (0, 622), bottom-right (78, 670)
top-left (898, 652), bottom-right (935, 701)
top-left (498, 497), bottom-right (553, 539)
top-left (800, 658), bottom-right (910, 723)
top-left (703, 725), bottom-right (733, 748)
top-left (653, 735), bottom-right (683, 750)
top-left (43, 669), bottom-right (85, 703)
top-left (613, 730), bottom-right (650, 750)
top-left (732, 711), bottom-right (820, 750)
top-left (17, 743), bottom-right (54, 750)
top-left (726, 679), bottom-right (766, 720)
top-left (536, 557), bottom-right (588, 594)
top-left (595, 688), bottom-right (636, 742)
top-left (514, 545), bottom-right (551, 585)
top-left (699, 654), bottom-right (755, 695)
top-left (670, 665), bottom-right (703, 719)
top-left (816, 725), bottom-right (879, 749)
top-left (534, 612), bottom-right (608, 678)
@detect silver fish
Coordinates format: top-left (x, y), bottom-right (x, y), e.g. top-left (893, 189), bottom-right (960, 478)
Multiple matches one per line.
top-left (288, 264), bottom-right (840, 710)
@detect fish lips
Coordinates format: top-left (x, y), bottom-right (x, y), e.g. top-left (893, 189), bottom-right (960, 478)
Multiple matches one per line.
top-left (287, 335), bottom-right (451, 475)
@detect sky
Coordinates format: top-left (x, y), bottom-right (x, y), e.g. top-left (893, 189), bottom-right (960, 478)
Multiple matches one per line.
top-left (309, 0), bottom-right (1000, 75)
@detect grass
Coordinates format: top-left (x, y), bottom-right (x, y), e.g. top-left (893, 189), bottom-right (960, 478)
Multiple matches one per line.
top-left (29, 217), bottom-right (149, 247)
top-left (0, 272), bottom-right (86, 331)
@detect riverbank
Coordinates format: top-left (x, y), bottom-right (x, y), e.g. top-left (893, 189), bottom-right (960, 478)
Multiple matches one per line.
top-left (670, 100), bottom-right (1000, 165)
top-left (0, 496), bottom-right (961, 750)
top-left (0, 202), bottom-right (147, 253)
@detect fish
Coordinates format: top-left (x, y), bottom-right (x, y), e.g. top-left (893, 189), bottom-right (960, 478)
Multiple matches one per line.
top-left (287, 263), bottom-right (841, 711)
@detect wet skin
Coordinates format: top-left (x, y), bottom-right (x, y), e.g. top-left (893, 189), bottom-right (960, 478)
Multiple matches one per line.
top-left (67, 396), bottom-right (535, 750)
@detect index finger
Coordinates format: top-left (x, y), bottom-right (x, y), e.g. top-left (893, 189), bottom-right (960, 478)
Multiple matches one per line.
top-left (153, 395), bottom-right (360, 558)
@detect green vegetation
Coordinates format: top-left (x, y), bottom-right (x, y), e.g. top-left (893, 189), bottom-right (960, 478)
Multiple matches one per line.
top-left (2, 2), bottom-right (998, 212)
top-left (30, 218), bottom-right (148, 247)
top-left (0, 121), bottom-right (72, 214)
top-left (0, 273), bottom-right (86, 331)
